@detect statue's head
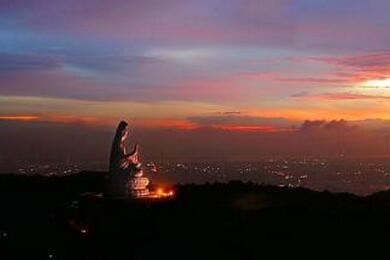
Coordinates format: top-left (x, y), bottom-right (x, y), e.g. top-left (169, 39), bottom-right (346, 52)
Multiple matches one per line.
top-left (116, 121), bottom-right (129, 142)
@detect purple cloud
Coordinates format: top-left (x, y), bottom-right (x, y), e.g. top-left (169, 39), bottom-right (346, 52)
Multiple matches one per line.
top-left (0, 53), bottom-right (62, 72)
top-left (300, 119), bottom-right (357, 131)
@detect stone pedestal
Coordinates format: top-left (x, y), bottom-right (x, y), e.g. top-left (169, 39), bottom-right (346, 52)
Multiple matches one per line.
top-left (128, 169), bottom-right (150, 198)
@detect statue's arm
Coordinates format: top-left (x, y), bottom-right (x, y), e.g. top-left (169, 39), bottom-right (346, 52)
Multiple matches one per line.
top-left (126, 144), bottom-right (139, 157)
top-left (126, 144), bottom-right (140, 164)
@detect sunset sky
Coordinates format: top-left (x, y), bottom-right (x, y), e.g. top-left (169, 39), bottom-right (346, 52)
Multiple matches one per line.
top-left (2, 0), bottom-right (390, 163)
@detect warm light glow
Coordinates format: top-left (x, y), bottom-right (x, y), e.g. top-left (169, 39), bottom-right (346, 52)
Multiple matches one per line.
top-left (214, 124), bottom-right (294, 133)
top-left (156, 188), bottom-right (164, 196)
top-left (153, 187), bottom-right (175, 199)
top-left (361, 78), bottom-right (390, 88)
top-left (0, 115), bottom-right (39, 121)
top-left (137, 119), bottom-right (198, 130)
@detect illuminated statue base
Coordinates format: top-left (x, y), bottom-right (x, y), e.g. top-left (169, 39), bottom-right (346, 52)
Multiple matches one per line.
top-left (127, 171), bottom-right (175, 199)
top-left (128, 170), bottom-right (150, 198)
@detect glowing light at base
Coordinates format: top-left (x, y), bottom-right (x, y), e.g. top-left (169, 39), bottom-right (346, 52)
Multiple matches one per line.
top-left (150, 187), bottom-right (175, 199)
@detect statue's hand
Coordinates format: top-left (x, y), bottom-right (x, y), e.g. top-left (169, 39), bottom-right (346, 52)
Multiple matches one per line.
top-left (119, 158), bottom-right (130, 169)
top-left (129, 144), bottom-right (140, 162)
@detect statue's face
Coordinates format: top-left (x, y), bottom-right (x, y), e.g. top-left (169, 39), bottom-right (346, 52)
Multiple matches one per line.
top-left (121, 127), bottom-right (129, 141)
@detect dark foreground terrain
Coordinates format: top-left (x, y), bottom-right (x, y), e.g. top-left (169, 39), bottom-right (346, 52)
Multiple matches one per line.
top-left (1, 171), bottom-right (390, 259)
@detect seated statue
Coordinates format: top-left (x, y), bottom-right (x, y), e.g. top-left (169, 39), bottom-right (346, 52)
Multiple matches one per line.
top-left (106, 121), bottom-right (148, 197)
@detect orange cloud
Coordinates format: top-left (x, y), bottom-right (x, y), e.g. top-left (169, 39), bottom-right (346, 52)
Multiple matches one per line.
top-left (213, 124), bottom-right (294, 133)
top-left (0, 115), bottom-right (39, 121)
top-left (245, 107), bottom-right (389, 121)
top-left (1, 113), bottom-right (194, 130)
top-left (135, 119), bottom-right (198, 130)
top-left (292, 92), bottom-right (390, 101)
top-left (31, 113), bottom-right (299, 133)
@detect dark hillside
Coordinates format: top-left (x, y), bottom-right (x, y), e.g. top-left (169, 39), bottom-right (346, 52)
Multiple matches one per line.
top-left (1, 172), bottom-right (390, 259)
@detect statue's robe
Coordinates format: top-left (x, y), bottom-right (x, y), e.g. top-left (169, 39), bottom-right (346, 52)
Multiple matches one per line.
top-left (106, 143), bottom-right (136, 197)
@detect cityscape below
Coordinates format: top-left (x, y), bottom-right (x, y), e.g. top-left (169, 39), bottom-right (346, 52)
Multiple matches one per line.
top-left (3, 158), bottom-right (390, 196)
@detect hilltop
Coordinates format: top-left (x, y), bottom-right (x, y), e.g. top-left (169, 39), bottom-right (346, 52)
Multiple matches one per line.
top-left (1, 171), bottom-right (389, 259)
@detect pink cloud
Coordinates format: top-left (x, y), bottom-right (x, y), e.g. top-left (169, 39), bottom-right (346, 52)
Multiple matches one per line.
top-left (311, 52), bottom-right (390, 83)
top-left (237, 71), bottom-right (348, 86)
top-left (314, 52), bottom-right (390, 72)
top-left (293, 92), bottom-right (390, 101)
top-left (275, 77), bottom-right (346, 84)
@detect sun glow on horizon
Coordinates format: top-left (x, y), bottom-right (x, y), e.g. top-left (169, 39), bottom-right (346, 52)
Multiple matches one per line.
top-left (360, 78), bottom-right (390, 88)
